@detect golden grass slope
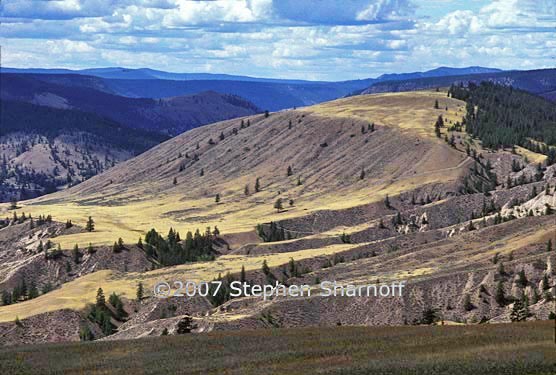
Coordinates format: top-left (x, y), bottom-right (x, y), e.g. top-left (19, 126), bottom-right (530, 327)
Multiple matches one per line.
top-left (0, 90), bottom-right (467, 250)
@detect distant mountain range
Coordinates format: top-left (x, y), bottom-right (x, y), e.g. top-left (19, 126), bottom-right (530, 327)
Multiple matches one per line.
top-left (1, 74), bottom-right (260, 135)
top-left (357, 68), bottom-right (556, 102)
top-left (1, 66), bottom-right (507, 111)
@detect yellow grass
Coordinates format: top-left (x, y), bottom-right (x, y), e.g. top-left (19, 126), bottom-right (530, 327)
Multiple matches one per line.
top-left (0, 243), bottom-right (358, 322)
top-left (309, 90), bottom-right (465, 139)
top-left (514, 146), bottom-right (547, 164)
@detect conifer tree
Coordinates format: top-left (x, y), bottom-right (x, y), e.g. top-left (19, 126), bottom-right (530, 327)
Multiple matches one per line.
top-left (73, 244), bottom-right (80, 263)
top-left (136, 282), bottom-right (144, 301)
top-left (96, 288), bottom-right (106, 308)
top-left (274, 198), bottom-right (283, 212)
top-left (85, 216), bottom-right (95, 232)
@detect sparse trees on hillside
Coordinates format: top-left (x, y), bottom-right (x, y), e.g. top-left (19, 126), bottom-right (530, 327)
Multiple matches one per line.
top-left (255, 177), bottom-right (261, 192)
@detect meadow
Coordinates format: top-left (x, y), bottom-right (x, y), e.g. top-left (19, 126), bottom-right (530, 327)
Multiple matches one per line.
top-left (1, 321), bottom-right (555, 374)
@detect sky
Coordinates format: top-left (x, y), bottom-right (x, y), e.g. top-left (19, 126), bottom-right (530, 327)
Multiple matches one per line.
top-left (1, 0), bottom-right (555, 81)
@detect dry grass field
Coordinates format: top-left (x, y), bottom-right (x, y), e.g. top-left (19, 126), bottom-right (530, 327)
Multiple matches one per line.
top-left (1, 90), bottom-right (467, 249)
top-left (1, 321), bottom-right (555, 374)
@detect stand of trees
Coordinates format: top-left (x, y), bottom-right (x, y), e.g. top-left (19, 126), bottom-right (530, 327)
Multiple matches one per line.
top-left (448, 82), bottom-right (556, 164)
top-left (142, 227), bottom-right (216, 266)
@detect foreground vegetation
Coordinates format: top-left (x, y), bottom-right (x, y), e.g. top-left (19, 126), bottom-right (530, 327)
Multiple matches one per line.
top-left (1, 321), bottom-right (556, 374)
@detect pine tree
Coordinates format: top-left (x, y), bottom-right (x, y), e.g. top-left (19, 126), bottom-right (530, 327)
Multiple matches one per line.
top-left (72, 244), bottom-right (80, 263)
top-left (244, 184), bottom-right (250, 196)
top-left (548, 239), bottom-right (553, 252)
top-left (173, 177), bottom-right (178, 185)
top-left (255, 177), bottom-right (261, 192)
top-left (434, 99), bottom-right (439, 109)
top-left (176, 316), bottom-right (193, 334)
top-left (85, 216), bottom-right (95, 232)
top-left (463, 294), bottom-right (473, 311)
top-left (287, 166), bottom-right (293, 176)
top-left (385, 194), bottom-right (391, 209)
top-left (262, 260), bottom-right (270, 275)
top-left (274, 198), bottom-right (283, 212)
top-left (495, 281), bottom-right (505, 306)
top-left (240, 265), bottom-right (246, 284)
top-left (360, 168), bottom-right (365, 180)
top-left (516, 269), bottom-right (528, 288)
top-left (96, 288), bottom-right (106, 308)
top-left (136, 282), bottom-right (144, 301)
top-left (510, 299), bottom-right (529, 322)
top-left (215, 193), bottom-right (220, 203)
top-left (297, 176), bottom-right (302, 186)
top-left (87, 242), bottom-right (95, 254)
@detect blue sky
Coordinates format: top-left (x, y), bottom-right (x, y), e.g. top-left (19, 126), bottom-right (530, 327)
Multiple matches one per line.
top-left (1, 0), bottom-right (555, 80)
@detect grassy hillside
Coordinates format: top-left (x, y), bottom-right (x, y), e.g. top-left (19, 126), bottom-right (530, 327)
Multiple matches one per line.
top-left (1, 88), bottom-right (555, 346)
top-left (1, 322), bottom-right (556, 374)
top-left (10, 90), bottom-right (467, 248)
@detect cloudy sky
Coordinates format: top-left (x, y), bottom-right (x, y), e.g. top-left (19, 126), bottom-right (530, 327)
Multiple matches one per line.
top-left (1, 0), bottom-right (555, 80)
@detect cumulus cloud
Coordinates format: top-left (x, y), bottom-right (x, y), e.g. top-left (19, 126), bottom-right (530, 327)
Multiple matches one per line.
top-left (0, 0), bottom-right (554, 80)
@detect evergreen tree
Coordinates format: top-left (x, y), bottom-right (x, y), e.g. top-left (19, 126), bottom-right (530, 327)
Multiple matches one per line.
top-left (85, 216), bottom-right (95, 232)
top-left (463, 294), bottom-right (473, 311)
top-left (72, 244), bottom-right (80, 263)
top-left (548, 239), bottom-right (553, 252)
top-left (516, 269), bottom-right (528, 288)
top-left (240, 265), bottom-right (246, 284)
top-left (287, 165), bottom-right (293, 176)
top-left (385, 194), bottom-right (391, 209)
top-left (215, 193), bottom-right (220, 203)
top-left (274, 198), bottom-right (283, 212)
top-left (510, 299), bottom-right (529, 322)
top-left (255, 177), bottom-right (261, 192)
top-left (262, 260), bottom-right (270, 275)
top-left (434, 99), bottom-right (439, 109)
top-left (176, 316), bottom-right (193, 334)
top-left (96, 288), bottom-right (106, 308)
top-left (495, 281), bottom-right (505, 306)
top-left (136, 282), bottom-right (144, 301)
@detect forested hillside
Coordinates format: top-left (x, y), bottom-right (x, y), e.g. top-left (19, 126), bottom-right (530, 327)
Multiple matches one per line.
top-left (449, 82), bottom-right (556, 164)
top-left (0, 101), bottom-right (168, 202)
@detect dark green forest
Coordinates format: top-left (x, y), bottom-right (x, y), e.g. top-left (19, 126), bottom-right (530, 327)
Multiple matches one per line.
top-left (1, 100), bottom-right (168, 154)
top-left (142, 227), bottom-right (216, 266)
top-left (448, 82), bottom-right (556, 163)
